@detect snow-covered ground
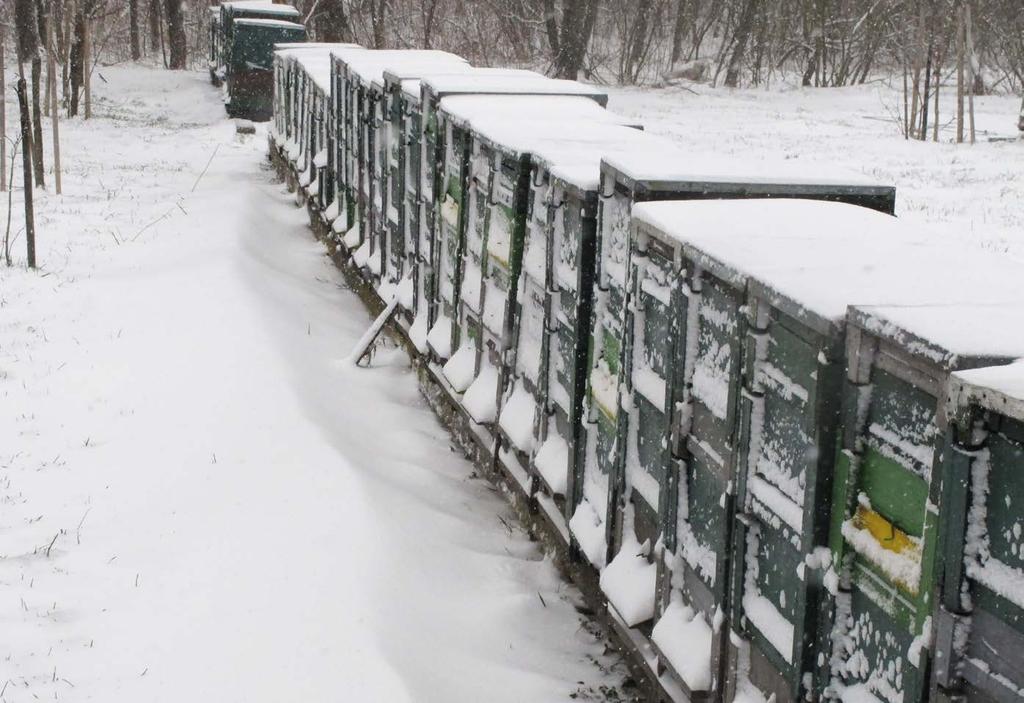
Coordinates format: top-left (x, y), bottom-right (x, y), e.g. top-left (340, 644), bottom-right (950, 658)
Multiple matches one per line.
top-left (0, 66), bottom-right (623, 702)
top-left (2, 63), bottom-right (1022, 703)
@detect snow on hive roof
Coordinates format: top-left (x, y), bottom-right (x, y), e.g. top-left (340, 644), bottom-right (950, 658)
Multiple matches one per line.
top-left (602, 148), bottom-right (891, 192)
top-left (386, 67), bottom-right (539, 99)
top-left (290, 48), bottom-right (340, 91)
top-left (542, 132), bottom-right (676, 190)
top-left (473, 120), bottom-right (642, 157)
top-left (234, 18), bottom-right (303, 29)
top-left (951, 360), bottom-right (1024, 418)
top-left (459, 120), bottom-right (661, 190)
top-left (341, 50), bottom-right (467, 87)
top-left (849, 303), bottom-right (1024, 368)
top-left (631, 199), bottom-right (1024, 358)
top-left (275, 43), bottom-right (357, 52)
top-left (439, 94), bottom-right (637, 133)
top-left (527, 129), bottom-right (668, 192)
top-left (422, 74), bottom-right (607, 104)
top-left (223, 1), bottom-right (300, 16)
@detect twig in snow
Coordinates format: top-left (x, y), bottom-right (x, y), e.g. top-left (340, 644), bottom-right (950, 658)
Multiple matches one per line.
top-left (537, 592), bottom-right (547, 608)
top-left (76, 509), bottom-right (90, 546)
top-left (45, 533), bottom-right (59, 558)
top-left (497, 516), bottom-right (513, 535)
top-left (190, 145), bottom-right (220, 193)
top-left (130, 210), bottom-right (173, 242)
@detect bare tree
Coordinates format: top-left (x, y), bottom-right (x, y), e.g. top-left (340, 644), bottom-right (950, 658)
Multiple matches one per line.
top-left (16, 76), bottom-right (37, 268)
top-left (1, 26), bottom-right (6, 195)
top-left (48, 4), bottom-right (62, 193)
top-left (543, 0), bottom-right (600, 79)
top-left (314, 0), bottom-right (354, 43)
top-left (129, 0), bottom-right (141, 60)
top-left (165, 0), bottom-right (186, 68)
top-left (723, 0), bottom-right (761, 87)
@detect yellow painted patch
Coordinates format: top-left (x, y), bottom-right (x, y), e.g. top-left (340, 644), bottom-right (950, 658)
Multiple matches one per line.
top-left (853, 505), bottom-right (920, 557)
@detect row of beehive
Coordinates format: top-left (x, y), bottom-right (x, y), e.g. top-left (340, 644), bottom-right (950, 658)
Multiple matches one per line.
top-left (266, 43), bottom-right (1024, 703)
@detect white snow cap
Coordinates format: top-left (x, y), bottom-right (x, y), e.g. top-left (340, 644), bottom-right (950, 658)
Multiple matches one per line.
top-left (388, 67), bottom-right (541, 98)
top-left (275, 43), bottom-right (357, 52)
top-left (342, 50), bottom-right (468, 88)
top-left (952, 360), bottom-right (1024, 417)
top-left (289, 49), bottom-right (343, 92)
top-left (222, 1), bottom-right (300, 16)
top-left (234, 18), bottom-right (303, 29)
top-left (632, 199), bottom-right (1024, 358)
top-left (603, 148), bottom-right (890, 190)
top-left (423, 74), bottom-right (607, 103)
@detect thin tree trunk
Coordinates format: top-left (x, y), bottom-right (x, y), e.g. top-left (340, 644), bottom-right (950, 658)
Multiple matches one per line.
top-left (149, 0), bottom-right (160, 53)
top-left (157, 0), bottom-right (167, 69)
top-left (31, 56), bottom-right (46, 187)
top-left (165, 0), bottom-right (187, 69)
top-left (903, 54), bottom-right (910, 139)
top-left (84, 14), bottom-right (92, 118)
top-left (130, 0), bottom-right (141, 61)
top-left (956, 5), bottom-right (964, 143)
top-left (542, 0), bottom-right (560, 63)
top-left (670, 0), bottom-right (688, 66)
top-left (17, 77), bottom-right (37, 269)
top-left (1, 32), bottom-right (6, 194)
top-left (49, 15), bottom-right (62, 194)
top-left (70, 9), bottom-right (84, 116)
top-left (965, 1), bottom-right (976, 143)
top-left (62, 0), bottom-right (75, 111)
top-left (724, 0), bottom-right (760, 87)
top-left (44, 41), bottom-right (52, 116)
top-left (932, 54), bottom-right (940, 142)
top-left (920, 37), bottom-right (932, 141)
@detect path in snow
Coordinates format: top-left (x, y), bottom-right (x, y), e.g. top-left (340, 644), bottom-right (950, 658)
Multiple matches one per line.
top-left (0, 66), bottom-right (624, 702)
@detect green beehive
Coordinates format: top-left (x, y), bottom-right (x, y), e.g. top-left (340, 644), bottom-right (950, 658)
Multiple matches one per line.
top-left (227, 18), bottom-right (305, 121)
top-left (831, 298), bottom-right (1024, 703)
top-left (575, 150), bottom-right (896, 589)
top-left (286, 48), bottom-right (336, 201)
top-left (271, 45), bottom-right (360, 216)
top-left (379, 68), bottom-right (544, 321)
top-left (270, 44), bottom-right (313, 151)
top-left (220, 2), bottom-right (301, 79)
top-left (216, 1), bottom-right (296, 65)
top-left (333, 52), bottom-right (466, 282)
top-left (327, 47), bottom-right (369, 235)
top-left (421, 110), bottom-right (645, 472)
top-left (619, 199), bottom-right (916, 701)
top-left (331, 50), bottom-right (466, 271)
top-left (940, 360), bottom-right (1024, 703)
top-left (415, 74), bottom-right (609, 357)
top-left (485, 126), bottom-right (666, 542)
top-left (464, 121), bottom-right (654, 528)
top-left (420, 98), bottom-right (625, 372)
